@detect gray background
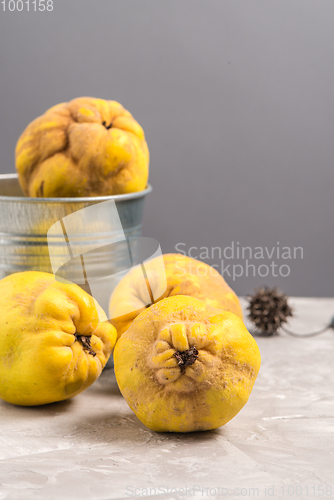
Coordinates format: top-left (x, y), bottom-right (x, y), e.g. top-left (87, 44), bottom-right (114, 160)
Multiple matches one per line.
top-left (0, 0), bottom-right (333, 297)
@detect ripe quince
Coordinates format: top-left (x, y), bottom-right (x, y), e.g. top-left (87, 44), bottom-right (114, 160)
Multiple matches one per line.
top-left (0, 272), bottom-right (117, 406)
top-left (15, 97), bottom-right (149, 198)
top-left (109, 253), bottom-right (243, 338)
top-left (114, 295), bottom-right (261, 432)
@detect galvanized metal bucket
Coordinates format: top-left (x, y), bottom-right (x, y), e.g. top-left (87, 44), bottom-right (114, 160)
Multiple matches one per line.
top-left (0, 173), bottom-right (152, 314)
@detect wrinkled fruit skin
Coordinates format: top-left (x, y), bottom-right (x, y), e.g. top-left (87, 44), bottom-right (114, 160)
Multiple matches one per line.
top-left (15, 97), bottom-right (149, 198)
top-left (109, 253), bottom-right (243, 338)
top-left (114, 295), bottom-right (261, 432)
top-left (0, 272), bottom-right (117, 406)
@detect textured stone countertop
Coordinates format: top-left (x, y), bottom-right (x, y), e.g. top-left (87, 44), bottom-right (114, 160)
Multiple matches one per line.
top-left (0, 297), bottom-right (334, 500)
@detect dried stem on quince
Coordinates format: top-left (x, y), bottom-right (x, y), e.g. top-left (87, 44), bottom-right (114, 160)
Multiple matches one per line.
top-left (173, 346), bottom-right (198, 373)
top-left (75, 334), bottom-right (96, 357)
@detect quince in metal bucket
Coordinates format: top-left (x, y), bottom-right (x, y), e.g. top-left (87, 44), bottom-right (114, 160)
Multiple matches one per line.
top-left (114, 295), bottom-right (261, 432)
top-left (15, 97), bottom-right (149, 198)
top-left (0, 272), bottom-right (117, 406)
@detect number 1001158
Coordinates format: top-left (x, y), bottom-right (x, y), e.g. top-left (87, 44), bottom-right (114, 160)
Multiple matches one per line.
top-left (1, 0), bottom-right (53, 11)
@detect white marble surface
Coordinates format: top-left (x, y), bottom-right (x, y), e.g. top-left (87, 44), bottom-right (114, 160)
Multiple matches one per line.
top-left (0, 297), bottom-right (334, 500)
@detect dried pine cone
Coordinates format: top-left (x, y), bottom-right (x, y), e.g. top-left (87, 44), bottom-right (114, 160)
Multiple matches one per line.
top-left (247, 286), bottom-right (293, 335)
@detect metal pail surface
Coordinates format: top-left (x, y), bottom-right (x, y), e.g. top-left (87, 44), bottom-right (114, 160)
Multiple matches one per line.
top-left (0, 173), bottom-right (152, 313)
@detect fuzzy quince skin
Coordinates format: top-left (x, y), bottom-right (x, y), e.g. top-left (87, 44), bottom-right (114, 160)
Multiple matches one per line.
top-left (15, 97), bottom-right (149, 198)
top-left (114, 295), bottom-right (261, 432)
top-left (109, 253), bottom-right (243, 338)
top-left (0, 272), bottom-right (117, 406)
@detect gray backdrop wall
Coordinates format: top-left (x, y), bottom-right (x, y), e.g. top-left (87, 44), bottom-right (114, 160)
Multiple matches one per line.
top-left (1, 0), bottom-right (333, 297)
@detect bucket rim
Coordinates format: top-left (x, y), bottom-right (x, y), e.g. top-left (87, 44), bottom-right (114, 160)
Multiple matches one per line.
top-left (0, 173), bottom-right (152, 204)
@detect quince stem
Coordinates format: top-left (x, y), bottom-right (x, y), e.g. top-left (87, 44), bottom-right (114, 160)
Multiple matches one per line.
top-left (173, 346), bottom-right (198, 373)
top-left (75, 334), bottom-right (96, 357)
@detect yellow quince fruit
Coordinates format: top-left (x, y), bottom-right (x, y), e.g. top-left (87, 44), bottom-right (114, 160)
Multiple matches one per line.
top-left (15, 97), bottom-right (149, 198)
top-left (109, 253), bottom-right (243, 338)
top-left (114, 295), bottom-right (261, 432)
top-left (0, 271), bottom-right (117, 406)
